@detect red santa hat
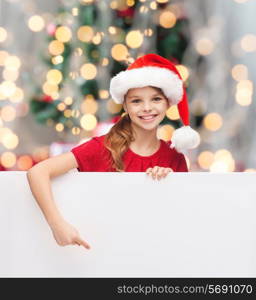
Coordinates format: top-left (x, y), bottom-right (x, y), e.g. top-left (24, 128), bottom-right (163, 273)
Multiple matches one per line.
top-left (109, 53), bottom-right (200, 153)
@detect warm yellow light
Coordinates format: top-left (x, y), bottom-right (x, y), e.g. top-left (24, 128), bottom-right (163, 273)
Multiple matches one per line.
top-left (0, 81), bottom-right (16, 97)
top-left (166, 105), bottom-right (180, 120)
top-left (4, 56), bottom-right (21, 70)
top-left (0, 152), bottom-right (16, 168)
top-left (64, 97), bottom-right (73, 105)
top-left (72, 7), bottom-right (79, 16)
top-left (197, 151), bottom-right (214, 170)
top-left (81, 99), bottom-right (98, 114)
top-left (127, 0), bottom-right (135, 6)
top-left (55, 123), bottom-right (64, 132)
top-left (210, 149), bottom-right (235, 172)
top-left (64, 109), bottom-right (72, 118)
top-left (176, 65), bottom-right (189, 81)
top-left (52, 55), bottom-right (63, 65)
top-left (80, 63), bottom-right (97, 80)
top-left (111, 44), bottom-right (129, 61)
top-left (101, 57), bottom-right (109, 66)
top-left (28, 15), bottom-right (45, 32)
top-left (0, 51), bottom-right (9, 66)
top-left (55, 26), bottom-right (72, 43)
top-left (99, 90), bottom-right (109, 99)
top-left (42, 82), bottom-right (59, 96)
top-left (196, 38), bottom-right (214, 56)
top-left (46, 69), bottom-right (63, 84)
top-left (80, 114), bottom-right (97, 131)
top-left (2, 132), bottom-right (19, 149)
top-left (0, 27), bottom-right (7, 42)
top-left (157, 124), bottom-right (175, 141)
top-left (106, 99), bottom-right (122, 114)
top-left (92, 32), bottom-right (102, 45)
top-left (231, 64), bottom-right (248, 81)
top-left (17, 155), bottom-right (33, 171)
top-left (108, 26), bottom-right (117, 34)
top-left (159, 11), bottom-right (176, 29)
top-left (150, 2), bottom-right (157, 10)
top-left (126, 30), bottom-right (143, 48)
top-left (57, 103), bottom-right (66, 111)
top-left (144, 28), bottom-right (153, 36)
top-left (72, 127), bottom-right (81, 135)
top-left (203, 113), bottom-right (223, 131)
top-left (48, 40), bottom-right (65, 56)
top-left (77, 26), bottom-right (94, 42)
top-left (235, 80), bottom-right (253, 106)
top-left (3, 69), bottom-right (19, 81)
top-left (9, 87), bottom-right (24, 103)
top-left (1, 105), bottom-right (16, 122)
top-left (241, 34), bottom-right (256, 52)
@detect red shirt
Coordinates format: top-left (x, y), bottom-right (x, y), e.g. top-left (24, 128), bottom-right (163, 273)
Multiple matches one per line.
top-left (71, 134), bottom-right (188, 172)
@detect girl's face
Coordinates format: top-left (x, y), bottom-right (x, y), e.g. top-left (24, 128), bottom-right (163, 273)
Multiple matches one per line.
top-left (123, 86), bottom-right (170, 131)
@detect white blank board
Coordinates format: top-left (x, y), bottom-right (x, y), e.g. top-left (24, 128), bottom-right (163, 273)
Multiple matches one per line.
top-left (0, 171), bottom-right (256, 277)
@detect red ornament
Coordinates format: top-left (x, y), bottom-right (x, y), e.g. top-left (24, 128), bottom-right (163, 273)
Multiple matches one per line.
top-left (117, 7), bottom-right (135, 18)
top-left (47, 23), bottom-right (56, 36)
top-left (41, 95), bottom-right (53, 103)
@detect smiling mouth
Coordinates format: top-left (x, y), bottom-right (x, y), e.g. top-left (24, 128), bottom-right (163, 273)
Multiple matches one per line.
top-left (138, 114), bottom-right (158, 121)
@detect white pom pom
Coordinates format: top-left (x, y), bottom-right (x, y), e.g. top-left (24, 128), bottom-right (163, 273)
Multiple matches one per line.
top-left (170, 126), bottom-right (200, 153)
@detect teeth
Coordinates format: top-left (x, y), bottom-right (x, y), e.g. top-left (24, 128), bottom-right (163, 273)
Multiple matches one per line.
top-left (140, 115), bottom-right (156, 120)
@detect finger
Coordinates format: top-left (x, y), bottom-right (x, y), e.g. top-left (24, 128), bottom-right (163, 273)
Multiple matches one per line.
top-left (146, 168), bottom-right (152, 175)
top-left (151, 166), bottom-right (160, 179)
top-left (75, 237), bottom-right (91, 250)
top-left (156, 167), bottom-right (166, 180)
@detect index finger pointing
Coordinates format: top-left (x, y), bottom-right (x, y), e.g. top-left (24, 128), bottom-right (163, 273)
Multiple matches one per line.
top-left (76, 238), bottom-right (91, 250)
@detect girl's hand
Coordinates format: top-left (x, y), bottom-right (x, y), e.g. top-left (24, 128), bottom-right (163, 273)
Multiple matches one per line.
top-left (146, 166), bottom-right (173, 180)
top-left (49, 219), bottom-right (91, 250)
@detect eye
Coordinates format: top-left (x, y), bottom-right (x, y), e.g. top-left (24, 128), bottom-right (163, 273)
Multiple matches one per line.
top-left (153, 97), bottom-right (162, 101)
top-left (131, 99), bottom-right (141, 103)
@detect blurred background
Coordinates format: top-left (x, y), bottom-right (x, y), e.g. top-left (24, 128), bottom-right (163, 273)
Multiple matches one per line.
top-left (0, 0), bottom-right (255, 172)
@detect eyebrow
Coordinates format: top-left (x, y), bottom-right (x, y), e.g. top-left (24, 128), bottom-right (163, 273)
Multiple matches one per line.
top-left (128, 93), bottom-right (162, 99)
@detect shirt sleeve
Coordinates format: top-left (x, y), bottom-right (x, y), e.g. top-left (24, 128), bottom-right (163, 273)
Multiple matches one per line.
top-left (176, 153), bottom-right (188, 172)
top-left (71, 138), bottom-right (100, 172)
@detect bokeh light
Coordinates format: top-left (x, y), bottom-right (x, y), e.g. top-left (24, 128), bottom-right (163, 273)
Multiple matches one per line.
top-left (203, 113), bottom-right (223, 131)
top-left (159, 11), bottom-right (177, 29)
top-left (0, 152), bottom-right (17, 168)
top-left (126, 30), bottom-right (143, 48)
top-left (77, 26), bottom-right (94, 42)
top-left (111, 44), bottom-right (129, 61)
top-left (28, 15), bottom-right (45, 32)
top-left (166, 105), bottom-right (180, 120)
top-left (80, 114), bottom-right (97, 131)
top-left (157, 124), bottom-right (175, 141)
top-left (55, 26), bottom-right (72, 42)
top-left (80, 63), bottom-right (97, 79)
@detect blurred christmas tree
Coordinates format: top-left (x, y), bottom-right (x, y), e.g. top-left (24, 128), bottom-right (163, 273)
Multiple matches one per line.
top-left (29, 0), bottom-right (191, 140)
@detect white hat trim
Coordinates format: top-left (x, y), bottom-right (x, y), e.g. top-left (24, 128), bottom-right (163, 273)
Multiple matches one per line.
top-left (109, 66), bottom-right (183, 105)
top-left (170, 126), bottom-right (201, 154)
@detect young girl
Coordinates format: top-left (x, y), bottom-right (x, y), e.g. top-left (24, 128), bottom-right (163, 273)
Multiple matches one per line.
top-left (27, 53), bottom-right (200, 250)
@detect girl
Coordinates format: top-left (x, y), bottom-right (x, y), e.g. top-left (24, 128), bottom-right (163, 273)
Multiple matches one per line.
top-left (27, 53), bottom-right (200, 250)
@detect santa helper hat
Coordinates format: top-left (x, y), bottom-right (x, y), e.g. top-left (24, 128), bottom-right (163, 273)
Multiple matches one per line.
top-left (109, 53), bottom-right (200, 154)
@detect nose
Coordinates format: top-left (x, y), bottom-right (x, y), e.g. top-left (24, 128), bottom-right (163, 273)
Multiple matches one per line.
top-left (142, 101), bottom-right (152, 112)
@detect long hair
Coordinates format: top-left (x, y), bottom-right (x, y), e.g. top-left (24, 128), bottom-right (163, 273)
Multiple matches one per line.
top-left (104, 86), bottom-right (166, 172)
top-left (104, 113), bottom-right (134, 172)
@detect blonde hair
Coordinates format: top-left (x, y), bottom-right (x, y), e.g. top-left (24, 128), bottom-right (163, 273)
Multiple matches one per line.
top-left (104, 86), bottom-right (166, 172)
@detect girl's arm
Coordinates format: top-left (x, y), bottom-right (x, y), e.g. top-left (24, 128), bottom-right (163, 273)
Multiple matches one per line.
top-left (26, 152), bottom-right (90, 249)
